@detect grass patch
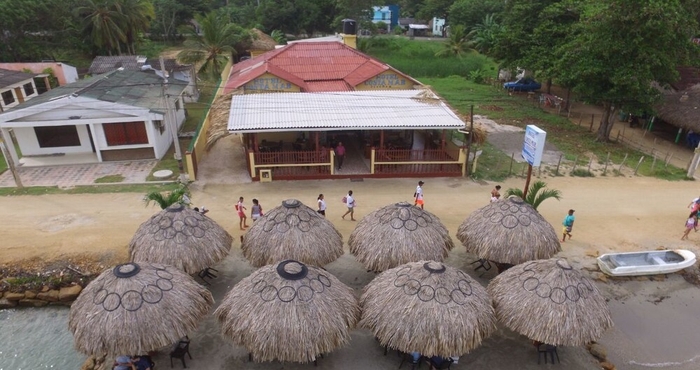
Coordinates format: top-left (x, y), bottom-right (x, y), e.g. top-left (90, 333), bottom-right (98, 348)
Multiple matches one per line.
top-left (363, 37), bottom-right (497, 78)
top-left (422, 76), bottom-right (689, 181)
top-left (94, 174), bottom-right (125, 183)
top-left (571, 169), bottom-right (595, 177)
top-left (0, 183), bottom-right (180, 196)
top-left (470, 142), bottom-right (525, 181)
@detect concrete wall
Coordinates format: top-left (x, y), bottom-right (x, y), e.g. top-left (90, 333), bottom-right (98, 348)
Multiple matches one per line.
top-left (13, 124), bottom-right (93, 155)
top-left (355, 71), bottom-right (414, 90)
top-left (244, 72), bottom-right (300, 93)
top-left (0, 79), bottom-right (38, 110)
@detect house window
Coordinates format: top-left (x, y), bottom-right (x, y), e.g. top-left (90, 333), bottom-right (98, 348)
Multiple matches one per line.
top-left (1, 90), bottom-right (14, 105)
top-left (34, 125), bottom-right (81, 148)
top-left (23, 83), bottom-right (35, 96)
top-left (103, 121), bottom-right (148, 146)
top-left (153, 120), bottom-right (165, 134)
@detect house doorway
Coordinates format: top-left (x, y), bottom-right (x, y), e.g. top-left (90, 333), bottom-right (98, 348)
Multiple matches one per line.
top-left (328, 131), bottom-right (371, 175)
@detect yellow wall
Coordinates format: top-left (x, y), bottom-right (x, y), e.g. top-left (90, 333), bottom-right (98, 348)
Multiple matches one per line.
top-left (249, 49), bottom-right (270, 58)
top-left (355, 70), bottom-right (414, 90)
top-left (244, 73), bottom-right (300, 93)
top-left (185, 59), bottom-right (234, 181)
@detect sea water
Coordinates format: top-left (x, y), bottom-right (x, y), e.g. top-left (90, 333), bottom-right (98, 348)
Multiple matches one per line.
top-left (0, 307), bottom-right (84, 369)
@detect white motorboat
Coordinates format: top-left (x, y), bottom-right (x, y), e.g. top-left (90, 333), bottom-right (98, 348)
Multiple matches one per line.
top-left (597, 250), bottom-right (697, 276)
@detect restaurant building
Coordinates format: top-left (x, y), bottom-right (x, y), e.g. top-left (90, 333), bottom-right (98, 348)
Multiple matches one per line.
top-left (224, 40), bottom-right (468, 181)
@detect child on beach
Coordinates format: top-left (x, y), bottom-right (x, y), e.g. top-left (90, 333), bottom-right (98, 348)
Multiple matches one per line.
top-left (490, 185), bottom-right (501, 203)
top-left (251, 199), bottom-right (263, 221)
top-left (682, 211), bottom-right (698, 240)
top-left (236, 197), bottom-right (248, 230)
top-left (414, 181), bottom-right (425, 209)
top-left (562, 209), bottom-right (575, 242)
top-left (317, 194), bottom-right (326, 216)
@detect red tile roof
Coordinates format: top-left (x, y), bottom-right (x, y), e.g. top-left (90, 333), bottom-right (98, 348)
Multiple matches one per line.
top-left (305, 80), bottom-right (352, 92)
top-left (224, 42), bottom-right (418, 93)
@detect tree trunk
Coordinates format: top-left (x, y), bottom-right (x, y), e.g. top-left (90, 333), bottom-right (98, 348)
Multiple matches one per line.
top-left (546, 78), bottom-right (552, 94)
top-left (596, 101), bottom-right (618, 142)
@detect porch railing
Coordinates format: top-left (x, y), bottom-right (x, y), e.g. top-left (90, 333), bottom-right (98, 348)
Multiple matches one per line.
top-left (254, 150), bottom-right (329, 165)
top-left (373, 149), bottom-right (459, 162)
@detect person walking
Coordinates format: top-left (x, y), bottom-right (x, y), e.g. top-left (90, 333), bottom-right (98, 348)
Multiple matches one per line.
top-left (335, 142), bottom-right (346, 170)
top-left (236, 197), bottom-right (248, 230)
top-left (414, 181), bottom-right (425, 209)
top-left (688, 196), bottom-right (700, 213)
top-left (682, 211), bottom-right (698, 240)
top-left (342, 190), bottom-right (356, 221)
top-left (251, 199), bottom-right (263, 221)
top-left (490, 185), bottom-right (502, 202)
top-left (561, 209), bottom-right (575, 242)
top-left (317, 194), bottom-right (327, 216)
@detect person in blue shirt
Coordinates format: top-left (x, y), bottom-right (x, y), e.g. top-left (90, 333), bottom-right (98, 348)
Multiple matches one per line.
top-left (562, 209), bottom-right (575, 242)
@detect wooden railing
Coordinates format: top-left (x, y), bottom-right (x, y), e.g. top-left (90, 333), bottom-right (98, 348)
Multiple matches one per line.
top-left (374, 149), bottom-right (459, 162)
top-left (254, 150), bottom-right (329, 165)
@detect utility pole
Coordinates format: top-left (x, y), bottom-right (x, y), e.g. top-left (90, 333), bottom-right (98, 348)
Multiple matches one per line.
top-left (160, 57), bottom-right (187, 183)
top-left (0, 131), bottom-right (23, 188)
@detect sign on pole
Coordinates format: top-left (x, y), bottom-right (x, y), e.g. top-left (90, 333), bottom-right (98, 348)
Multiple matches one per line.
top-left (522, 125), bottom-right (547, 166)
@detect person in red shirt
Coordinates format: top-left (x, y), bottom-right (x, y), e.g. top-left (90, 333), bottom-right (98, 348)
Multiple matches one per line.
top-left (335, 142), bottom-right (346, 170)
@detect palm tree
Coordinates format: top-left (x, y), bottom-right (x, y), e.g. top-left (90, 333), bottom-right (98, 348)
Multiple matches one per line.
top-left (144, 185), bottom-right (191, 209)
top-left (270, 30), bottom-right (287, 45)
top-left (177, 12), bottom-right (245, 79)
top-left (76, 0), bottom-right (126, 55)
top-left (119, 0), bottom-right (155, 55)
top-left (435, 25), bottom-right (471, 57)
top-left (504, 180), bottom-right (562, 210)
top-left (468, 13), bottom-right (505, 54)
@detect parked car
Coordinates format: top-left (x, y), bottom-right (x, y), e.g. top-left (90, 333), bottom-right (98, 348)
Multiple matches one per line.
top-left (503, 77), bottom-right (541, 92)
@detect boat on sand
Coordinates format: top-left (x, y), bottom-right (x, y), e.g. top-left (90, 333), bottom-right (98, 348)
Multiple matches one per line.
top-left (597, 250), bottom-right (697, 276)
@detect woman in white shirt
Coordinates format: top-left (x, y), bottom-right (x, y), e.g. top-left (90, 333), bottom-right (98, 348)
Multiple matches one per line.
top-left (317, 194), bottom-right (327, 216)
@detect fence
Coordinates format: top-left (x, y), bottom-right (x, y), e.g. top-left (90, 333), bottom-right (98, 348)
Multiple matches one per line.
top-left (184, 60), bottom-right (233, 181)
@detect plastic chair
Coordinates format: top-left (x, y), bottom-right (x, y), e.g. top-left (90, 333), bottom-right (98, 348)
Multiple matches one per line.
top-left (537, 344), bottom-right (560, 364)
top-left (170, 337), bottom-right (192, 368)
top-left (197, 268), bottom-right (217, 285)
top-left (470, 259), bottom-right (492, 277)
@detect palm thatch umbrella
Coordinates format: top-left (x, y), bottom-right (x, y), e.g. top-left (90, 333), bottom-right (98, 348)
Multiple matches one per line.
top-left (129, 203), bottom-right (233, 274)
top-left (215, 260), bottom-right (359, 363)
top-left (456, 196), bottom-right (560, 265)
top-left (348, 202), bottom-right (454, 272)
top-left (241, 199), bottom-right (343, 267)
top-left (360, 261), bottom-right (496, 357)
top-left (69, 262), bottom-right (213, 357)
top-left (487, 258), bottom-right (613, 346)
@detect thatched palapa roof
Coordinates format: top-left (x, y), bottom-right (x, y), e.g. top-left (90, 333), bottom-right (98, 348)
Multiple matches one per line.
top-left (69, 262), bottom-right (213, 357)
top-left (360, 261), bottom-right (496, 357)
top-left (348, 202), bottom-right (454, 272)
top-left (655, 83), bottom-right (700, 132)
top-left (241, 199), bottom-right (343, 267)
top-left (249, 28), bottom-right (277, 51)
top-left (215, 260), bottom-right (359, 363)
top-left (487, 258), bottom-right (613, 346)
top-left (456, 196), bottom-right (560, 265)
top-left (129, 203), bottom-right (233, 274)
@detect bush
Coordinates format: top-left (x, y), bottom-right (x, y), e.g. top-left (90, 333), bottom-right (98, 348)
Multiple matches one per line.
top-left (571, 169), bottom-right (594, 177)
top-left (468, 69), bottom-right (488, 84)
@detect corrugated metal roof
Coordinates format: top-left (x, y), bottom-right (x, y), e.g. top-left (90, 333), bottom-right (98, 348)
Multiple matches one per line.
top-left (305, 81), bottom-right (352, 92)
top-left (88, 56), bottom-right (190, 75)
top-left (227, 90), bottom-right (465, 132)
top-left (225, 42), bottom-right (420, 92)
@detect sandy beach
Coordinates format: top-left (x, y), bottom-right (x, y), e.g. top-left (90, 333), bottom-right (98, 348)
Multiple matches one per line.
top-left (2, 173), bottom-right (700, 369)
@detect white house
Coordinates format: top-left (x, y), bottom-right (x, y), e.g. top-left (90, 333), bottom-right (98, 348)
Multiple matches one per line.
top-left (0, 68), bottom-right (39, 112)
top-left (0, 69), bottom-right (187, 165)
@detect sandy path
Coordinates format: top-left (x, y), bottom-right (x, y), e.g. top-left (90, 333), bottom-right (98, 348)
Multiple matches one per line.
top-left (2, 175), bottom-right (696, 265)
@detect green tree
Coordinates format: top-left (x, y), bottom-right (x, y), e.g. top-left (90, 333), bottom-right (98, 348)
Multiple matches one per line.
top-left (152, 0), bottom-right (213, 41)
top-left (435, 24), bottom-right (471, 57)
top-left (556, 0), bottom-right (700, 141)
top-left (177, 12), bottom-right (250, 78)
top-left (76, 0), bottom-right (127, 55)
top-left (449, 0), bottom-right (505, 29)
top-left (467, 13), bottom-right (504, 54)
top-left (504, 181), bottom-right (561, 210)
top-left (120, 0), bottom-right (155, 54)
top-left (270, 30), bottom-right (287, 44)
top-left (416, 0), bottom-right (452, 21)
top-left (144, 185), bottom-right (190, 209)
